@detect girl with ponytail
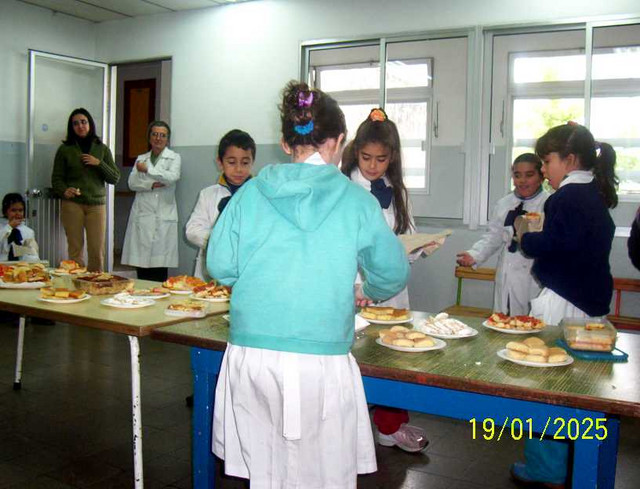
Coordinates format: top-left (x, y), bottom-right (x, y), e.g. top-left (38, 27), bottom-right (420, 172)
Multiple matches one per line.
top-left (513, 122), bottom-right (618, 488)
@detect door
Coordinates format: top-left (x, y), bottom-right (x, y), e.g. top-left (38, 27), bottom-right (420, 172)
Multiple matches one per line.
top-left (27, 50), bottom-right (113, 270)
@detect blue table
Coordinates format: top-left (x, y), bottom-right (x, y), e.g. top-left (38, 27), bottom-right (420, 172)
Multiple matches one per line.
top-left (151, 313), bottom-right (640, 489)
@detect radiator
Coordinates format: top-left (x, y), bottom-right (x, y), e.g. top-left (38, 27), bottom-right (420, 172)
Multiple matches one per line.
top-left (28, 189), bottom-right (67, 266)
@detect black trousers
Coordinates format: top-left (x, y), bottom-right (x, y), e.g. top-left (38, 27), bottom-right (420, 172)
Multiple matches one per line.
top-left (136, 267), bottom-right (168, 283)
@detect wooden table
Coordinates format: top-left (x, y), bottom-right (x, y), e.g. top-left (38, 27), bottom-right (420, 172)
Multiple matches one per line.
top-left (0, 278), bottom-right (229, 489)
top-left (152, 312), bottom-right (640, 489)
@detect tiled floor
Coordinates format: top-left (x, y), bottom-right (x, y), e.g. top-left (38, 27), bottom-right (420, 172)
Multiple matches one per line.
top-left (0, 319), bottom-right (638, 488)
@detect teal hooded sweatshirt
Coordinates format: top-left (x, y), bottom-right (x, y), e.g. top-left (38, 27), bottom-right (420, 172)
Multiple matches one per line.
top-left (207, 161), bottom-right (410, 355)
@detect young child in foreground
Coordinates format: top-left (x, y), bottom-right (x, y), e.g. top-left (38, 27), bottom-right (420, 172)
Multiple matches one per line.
top-left (0, 193), bottom-right (39, 262)
top-left (456, 153), bottom-right (549, 316)
top-left (207, 82), bottom-right (409, 488)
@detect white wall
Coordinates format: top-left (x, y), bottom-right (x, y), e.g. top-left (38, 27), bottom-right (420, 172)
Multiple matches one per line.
top-left (95, 0), bottom-right (640, 146)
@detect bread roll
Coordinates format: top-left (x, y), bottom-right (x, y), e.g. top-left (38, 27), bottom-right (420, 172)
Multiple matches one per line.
top-left (524, 354), bottom-right (547, 363)
top-left (392, 338), bottom-right (414, 347)
top-left (390, 325), bottom-right (410, 333)
top-left (548, 347), bottom-right (566, 356)
top-left (528, 346), bottom-right (549, 357)
top-left (507, 349), bottom-right (527, 360)
top-left (414, 337), bottom-right (435, 348)
top-left (405, 331), bottom-right (427, 340)
top-left (548, 353), bottom-right (568, 363)
top-left (378, 329), bottom-right (393, 339)
top-left (506, 341), bottom-right (529, 354)
top-left (523, 337), bottom-right (545, 348)
top-left (382, 335), bottom-right (397, 345)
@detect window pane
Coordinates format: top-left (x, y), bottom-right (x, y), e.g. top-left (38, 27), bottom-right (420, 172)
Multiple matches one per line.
top-left (513, 54), bottom-right (585, 83)
top-left (386, 102), bottom-right (427, 189)
top-left (512, 98), bottom-right (584, 146)
top-left (319, 66), bottom-right (380, 92)
top-left (591, 97), bottom-right (640, 195)
top-left (593, 48), bottom-right (640, 80)
top-left (386, 60), bottom-right (430, 88)
top-left (340, 104), bottom-right (376, 140)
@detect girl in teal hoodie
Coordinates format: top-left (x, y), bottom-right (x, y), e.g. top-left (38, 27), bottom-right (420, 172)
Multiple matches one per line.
top-left (207, 82), bottom-right (410, 488)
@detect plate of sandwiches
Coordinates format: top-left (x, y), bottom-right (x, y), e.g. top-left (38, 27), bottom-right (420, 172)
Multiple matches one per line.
top-left (165, 300), bottom-right (208, 318)
top-left (483, 312), bottom-right (545, 334)
top-left (376, 325), bottom-right (445, 352)
top-left (498, 337), bottom-right (573, 367)
top-left (414, 312), bottom-right (478, 339)
top-left (101, 293), bottom-right (155, 309)
top-left (0, 263), bottom-right (50, 288)
top-left (51, 260), bottom-right (87, 276)
top-left (38, 287), bottom-right (90, 303)
top-left (126, 287), bottom-right (171, 300)
top-left (163, 275), bottom-right (206, 294)
top-left (190, 282), bottom-right (231, 302)
top-left (358, 306), bottom-right (413, 325)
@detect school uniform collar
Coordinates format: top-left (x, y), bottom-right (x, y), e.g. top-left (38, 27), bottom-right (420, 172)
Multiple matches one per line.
top-left (514, 186), bottom-right (544, 201)
top-left (303, 152), bottom-right (328, 166)
top-left (560, 170), bottom-right (594, 188)
top-left (218, 173), bottom-right (251, 195)
top-left (349, 167), bottom-right (391, 190)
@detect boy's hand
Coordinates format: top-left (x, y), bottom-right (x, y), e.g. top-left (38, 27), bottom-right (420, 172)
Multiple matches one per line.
top-left (456, 252), bottom-right (476, 267)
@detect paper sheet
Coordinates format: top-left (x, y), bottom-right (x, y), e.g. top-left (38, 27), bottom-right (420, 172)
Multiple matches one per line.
top-left (399, 230), bottom-right (453, 257)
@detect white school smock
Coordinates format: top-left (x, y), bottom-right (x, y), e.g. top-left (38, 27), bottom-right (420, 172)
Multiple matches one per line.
top-left (212, 152), bottom-right (377, 488)
top-left (529, 171), bottom-right (595, 325)
top-left (466, 189), bottom-right (549, 316)
top-left (121, 147), bottom-right (181, 268)
top-left (185, 183), bottom-right (231, 280)
top-left (350, 167), bottom-right (415, 309)
top-left (0, 220), bottom-right (39, 262)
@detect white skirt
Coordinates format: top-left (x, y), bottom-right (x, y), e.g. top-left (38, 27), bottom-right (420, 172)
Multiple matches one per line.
top-left (530, 288), bottom-right (597, 326)
top-left (212, 344), bottom-right (377, 489)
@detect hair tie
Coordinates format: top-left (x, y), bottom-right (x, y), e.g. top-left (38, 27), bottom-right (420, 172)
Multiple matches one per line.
top-left (369, 108), bottom-right (387, 122)
top-left (567, 120), bottom-right (579, 126)
top-left (297, 91), bottom-right (314, 108)
top-left (294, 120), bottom-right (314, 135)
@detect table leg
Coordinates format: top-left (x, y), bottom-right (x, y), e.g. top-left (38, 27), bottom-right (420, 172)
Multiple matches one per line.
top-left (191, 348), bottom-right (223, 489)
top-left (13, 315), bottom-right (26, 390)
top-left (571, 437), bottom-right (600, 488)
top-left (597, 417), bottom-right (620, 489)
top-left (128, 335), bottom-right (144, 489)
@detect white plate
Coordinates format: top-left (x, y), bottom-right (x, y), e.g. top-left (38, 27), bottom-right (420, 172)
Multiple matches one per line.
top-left (168, 289), bottom-right (193, 295)
top-left (482, 320), bottom-right (544, 335)
top-left (375, 337), bottom-right (446, 353)
top-left (0, 279), bottom-right (48, 289)
top-left (357, 313), bottom-right (413, 325)
top-left (497, 349), bottom-right (574, 367)
top-left (164, 308), bottom-right (207, 318)
top-left (355, 314), bottom-right (370, 333)
top-left (419, 327), bottom-right (479, 340)
top-left (222, 314), bottom-right (230, 322)
top-left (189, 294), bottom-right (230, 303)
top-left (128, 292), bottom-right (171, 300)
top-left (38, 294), bottom-right (91, 304)
top-left (100, 298), bottom-right (155, 309)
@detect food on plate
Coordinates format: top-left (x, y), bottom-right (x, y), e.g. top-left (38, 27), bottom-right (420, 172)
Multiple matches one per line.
top-left (192, 281), bottom-right (231, 299)
top-left (524, 212), bottom-right (542, 221)
top-left (163, 275), bottom-right (206, 291)
top-left (562, 318), bottom-right (616, 352)
top-left (104, 292), bottom-right (153, 306)
top-left (415, 312), bottom-right (473, 336)
top-left (129, 287), bottom-right (170, 297)
top-left (1, 262), bottom-right (49, 283)
top-left (40, 287), bottom-right (86, 300)
top-left (167, 300), bottom-right (206, 312)
top-left (378, 328), bottom-right (434, 348)
top-left (487, 312), bottom-right (545, 331)
top-left (54, 260), bottom-right (87, 275)
top-left (359, 306), bottom-right (410, 321)
top-left (586, 322), bottom-right (605, 331)
top-left (505, 340), bottom-right (569, 364)
top-left (72, 273), bottom-right (134, 295)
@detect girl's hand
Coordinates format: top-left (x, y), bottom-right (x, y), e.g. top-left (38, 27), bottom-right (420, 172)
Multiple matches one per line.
top-left (81, 154), bottom-right (100, 166)
top-left (456, 252), bottom-right (476, 267)
top-left (63, 187), bottom-right (81, 199)
top-left (8, 217), bottom-right (23, 228)
top-left (136, 161), bottom-right (148, 173)
top-left (354, 284), bottom-right (373, 307)
top-left (152, 182), bottom-right (165, 189)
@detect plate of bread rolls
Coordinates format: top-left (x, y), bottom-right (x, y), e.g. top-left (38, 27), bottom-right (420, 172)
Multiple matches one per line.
top-left (497, 337), bottom-right (573, 367)
top-left (376, 325), bottom-right (445, 352)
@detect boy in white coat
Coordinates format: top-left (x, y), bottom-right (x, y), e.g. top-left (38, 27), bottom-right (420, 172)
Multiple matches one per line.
top-left (0, 193), bottom-right (39, 262)
top-left (186, 130), bottom-right (256, 280)
top-left (456, 153), bottom-right (549, 316)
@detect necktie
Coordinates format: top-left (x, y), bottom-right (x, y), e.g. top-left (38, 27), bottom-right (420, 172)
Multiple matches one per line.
top-left (504, 202), bottom-right (525, 253)
top-left (7, 227), bottom-right (23, 261)
top-left (370, 178), bottom-right (393, 209)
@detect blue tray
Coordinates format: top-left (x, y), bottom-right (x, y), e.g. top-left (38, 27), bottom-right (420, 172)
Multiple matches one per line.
top-left (555, 339), bottom-right (628, 363)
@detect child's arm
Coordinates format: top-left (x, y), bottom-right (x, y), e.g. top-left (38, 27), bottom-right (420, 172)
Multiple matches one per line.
top-left (462, 205), bottom-right (508, 265)
top-left (206, 192), bottom-right (240, 286)
top-left (186, 189), bottom-right (218, 249)
top-left (147, 153), bottom-right (181, 185)
top-left (358, 206), bottom-right (410, 302)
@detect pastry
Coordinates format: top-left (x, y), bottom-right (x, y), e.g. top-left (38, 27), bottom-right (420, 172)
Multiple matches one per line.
top-left (524, 354), bottom-right (547, 363)
top-left (73, 273), bottom-right (133, 295)
top-left (392, 338), bottom-right (414, 347)
top-left (528, 345), bottom-right (549, 357)
top-left (548, 347), bottom-right (568, 363)
top-left (390, 325), bottom-right (410, 333)
top-left (523, 337), bottom-right (545, 348)
top-left (507, 349), bottom-right (527, 360)
top-left (413, 337), bottom-right (435, 348)
top-left (360, 306), bottom-right (410, 321)
top-left (506, 341), bottom-right (529, 354)
top-left (405, 331), bottom-right (427, 340)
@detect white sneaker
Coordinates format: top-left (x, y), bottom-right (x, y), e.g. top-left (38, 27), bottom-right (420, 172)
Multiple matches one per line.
top-left (377, 424), bottom-right (428, 452)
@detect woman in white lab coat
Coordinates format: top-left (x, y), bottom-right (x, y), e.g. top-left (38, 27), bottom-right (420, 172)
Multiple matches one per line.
top-left (456, 153), bottom-right (548, 316)
top-left (122, 121), bottom-right (181, 282)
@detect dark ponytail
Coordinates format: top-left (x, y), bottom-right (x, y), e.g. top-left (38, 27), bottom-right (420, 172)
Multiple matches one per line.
top-left (535, 123), bottom-right (618, 208)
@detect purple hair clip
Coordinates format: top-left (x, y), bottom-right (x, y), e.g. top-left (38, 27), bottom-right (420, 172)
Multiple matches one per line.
top-left (297, 91), bottom-right (314, 108)
top-left (294, 120), bottom-right (314, 135)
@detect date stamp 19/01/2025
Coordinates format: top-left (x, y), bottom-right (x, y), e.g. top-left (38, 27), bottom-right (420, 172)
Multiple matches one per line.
top-left (469, 417), bottom-right (608, 441)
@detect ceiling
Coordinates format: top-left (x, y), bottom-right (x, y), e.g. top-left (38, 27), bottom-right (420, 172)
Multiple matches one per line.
top-left (18, 0), bottom-right (253, 23)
